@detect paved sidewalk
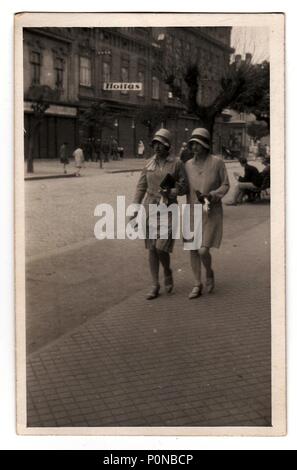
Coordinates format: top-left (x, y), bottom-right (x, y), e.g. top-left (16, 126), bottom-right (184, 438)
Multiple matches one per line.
top-left (26, 217), bottom-right (270, 428)
top-left (24, 158), bottom-right (147, 180)
top-left (24, 156), bottom-right (253, 179)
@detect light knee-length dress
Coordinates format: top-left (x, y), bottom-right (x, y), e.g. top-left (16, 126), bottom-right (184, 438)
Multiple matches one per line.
top-left (133, 154), bottom-right (188, 252)
top-left (185, 155), bottom-right (230, 249)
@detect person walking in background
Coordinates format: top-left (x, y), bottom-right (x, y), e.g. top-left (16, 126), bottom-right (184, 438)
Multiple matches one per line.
top-left (131, 128), bottom-right (188, 300)
top-left (73, 144), bottom-right (85, 177)
top-left (111, 137), bottom-right (118, 160)
top-left (94, 138), bottom-right (103, 167)
top-left (264, 144), bottom-right (270, 158)
top-left (226, 157), bottom-right (262, 205)
top-left (59, 142), bottom-right (69, 174)
top-left (137, 140), bottom-right (145, 158)
top-left (102, 140), bottom-right (110, 162)
top-left (84, 138), bottom-right (93, 162)
top-left (118, 145), bottom-right (124, 159)
top-left (184, 128), bottom-right (230, 299)
top-left (179, 141), bottom-right (192, 163)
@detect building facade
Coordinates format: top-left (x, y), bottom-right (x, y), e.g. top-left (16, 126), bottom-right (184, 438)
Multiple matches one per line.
top-left (23, 26), bottom-right (234, 159)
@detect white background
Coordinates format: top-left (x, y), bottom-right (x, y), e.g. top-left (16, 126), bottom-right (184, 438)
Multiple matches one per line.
top-left (1, 0), bottom-right (296, 450)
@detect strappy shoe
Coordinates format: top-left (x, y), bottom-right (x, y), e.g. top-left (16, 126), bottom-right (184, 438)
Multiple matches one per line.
top-left (188, 283), bottom-right (203, 299)
top-left (146, 284), bottom-right (160, 300)
top-left (206, 270), bottom-right (215, 294)
top-left (164, 270), bottom-right (174, 294)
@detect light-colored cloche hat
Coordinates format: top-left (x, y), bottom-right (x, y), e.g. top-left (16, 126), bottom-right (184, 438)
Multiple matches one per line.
top-left (188, 128), bottom-right (210, 150)
top-left (152, 128), bottom-right (172, 148)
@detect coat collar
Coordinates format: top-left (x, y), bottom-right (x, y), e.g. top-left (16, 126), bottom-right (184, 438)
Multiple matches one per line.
top-left (145, 154), bottom-right (175, 171)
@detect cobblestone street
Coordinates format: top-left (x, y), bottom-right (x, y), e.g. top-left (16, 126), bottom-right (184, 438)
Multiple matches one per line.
top-left (24, 159), bottom-right (271, 429)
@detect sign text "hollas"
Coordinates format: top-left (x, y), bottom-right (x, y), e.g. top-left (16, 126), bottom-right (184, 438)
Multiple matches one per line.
top-left (103, 82), bottom-right (142, 91)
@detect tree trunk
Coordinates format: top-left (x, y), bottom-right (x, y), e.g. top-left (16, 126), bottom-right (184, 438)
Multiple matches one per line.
top-left (148, 126), bottom-right (154, 157)
top-left (27, 119), bottom-right (41, 174)
top-left (27, 137), bottom-right (35, 173)
top-left (192, 108), bottom-right (217, 151)
top-left (203, 113), bottom-right (216, 145)
top-left (98, 129), bottom-right (103, 169)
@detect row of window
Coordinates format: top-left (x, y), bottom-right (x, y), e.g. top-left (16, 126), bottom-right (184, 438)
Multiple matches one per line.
top-left (79, 56), bottom-right (160, 99)
top-left (30, 51), bottom-right (64, 88)
top-left (30, 49), bottom-right (161, 100)
top-left (29, 47), bottom-right (220, 104)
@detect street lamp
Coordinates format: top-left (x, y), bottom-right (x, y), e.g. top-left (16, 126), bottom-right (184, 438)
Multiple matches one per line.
top-left (131, 118), bottom-right (136, 158)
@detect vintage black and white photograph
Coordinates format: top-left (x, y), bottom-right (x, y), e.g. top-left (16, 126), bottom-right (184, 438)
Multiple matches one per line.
top-left (15, 13), bottom-right (285, 435)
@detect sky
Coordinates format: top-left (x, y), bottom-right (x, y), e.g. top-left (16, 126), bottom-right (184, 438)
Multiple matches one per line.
top-left (231, 27), bottom-right (270, 63)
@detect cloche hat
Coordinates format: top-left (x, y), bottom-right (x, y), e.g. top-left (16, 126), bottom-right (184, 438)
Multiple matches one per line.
top-left (152, 128), bottom-right (171, 148)
top-left (188, 128), bottom-right (210, 150)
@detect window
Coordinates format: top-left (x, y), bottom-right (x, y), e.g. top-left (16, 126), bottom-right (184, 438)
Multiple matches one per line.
top-left (121, 65), bottom-right (129, 95)
top-left (137, 70), bottom-right (145, 97)
top-left (79, 56), bottom-right (91, 87)
top-left (30, 51), bottom-right (41, 85)
top-left (102, 61), bottom-right (111, 83)
top-left (55, 57), bottom-right (64, 89)
top-left (152, 76), bottom-right (160, 100)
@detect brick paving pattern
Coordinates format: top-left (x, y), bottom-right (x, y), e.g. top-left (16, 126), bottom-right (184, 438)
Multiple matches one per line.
top-left (25, 160), bottom-right (271, 428)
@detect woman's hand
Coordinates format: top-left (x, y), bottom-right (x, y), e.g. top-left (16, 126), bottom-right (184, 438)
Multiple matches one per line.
top-left (200, 193), bottom-right (214, 212)
top-left (159, 188), bottom-right (169, 198)
top-left (169, 188), bottom-right (177, 198)
top-left (160, 188), bottom-right (177, 199)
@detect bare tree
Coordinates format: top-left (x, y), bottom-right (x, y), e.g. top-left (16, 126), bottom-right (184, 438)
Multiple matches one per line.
top-left (25, 85), bottom-right (60, 173)
top-left (247, 121), bottom-right (269, 141)
top-left (155, 40), bottom-right (270, 141)
top-left (79, 101), bottom-right (114, 168)
top-left (136, 104), bottom-right (173, 140)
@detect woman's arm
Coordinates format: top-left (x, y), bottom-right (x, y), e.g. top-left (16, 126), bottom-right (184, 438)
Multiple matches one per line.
top-left (209, 161), bottom-right (230, 202)
top-left (133, 167), bottom-right (148, 204)
top-left (173, 160), bottom-right (189, 197)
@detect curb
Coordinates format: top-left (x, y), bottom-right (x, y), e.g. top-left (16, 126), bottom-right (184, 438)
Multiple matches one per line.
top-left (24, 159), bottom-right (242, 180)
top-left (25, 173), bottom-right (77, 181)
top-left (105, 168), bottom-right (142, 174)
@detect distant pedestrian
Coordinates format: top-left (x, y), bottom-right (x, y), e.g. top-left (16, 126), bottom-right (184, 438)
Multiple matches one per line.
top-left (118, 146), bottom-right (124, 159)
top-left (111, 137), bottom-right (118, 160)
top-left (85, 139), bottom-right (93, 162)
top-left (137, 140), bottom-right (145, 158)
top-left (94, 138), bottom-right (102, 164)
top-left (260, 157), bottom-right (270, 190)
top-left (179, 142), bottom-right (192, 163)
top-left (59, 142), bottom-right (69, 174)
top-left (102, 140), bottom-right (110, 162)
top-left (264, 143), bottom-right (270, 158)
top-left (73, 145), bottom-right (85, 177)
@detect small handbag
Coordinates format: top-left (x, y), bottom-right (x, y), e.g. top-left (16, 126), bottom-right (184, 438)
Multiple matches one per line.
top-left (160, 173), bottom-right (176, 190)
